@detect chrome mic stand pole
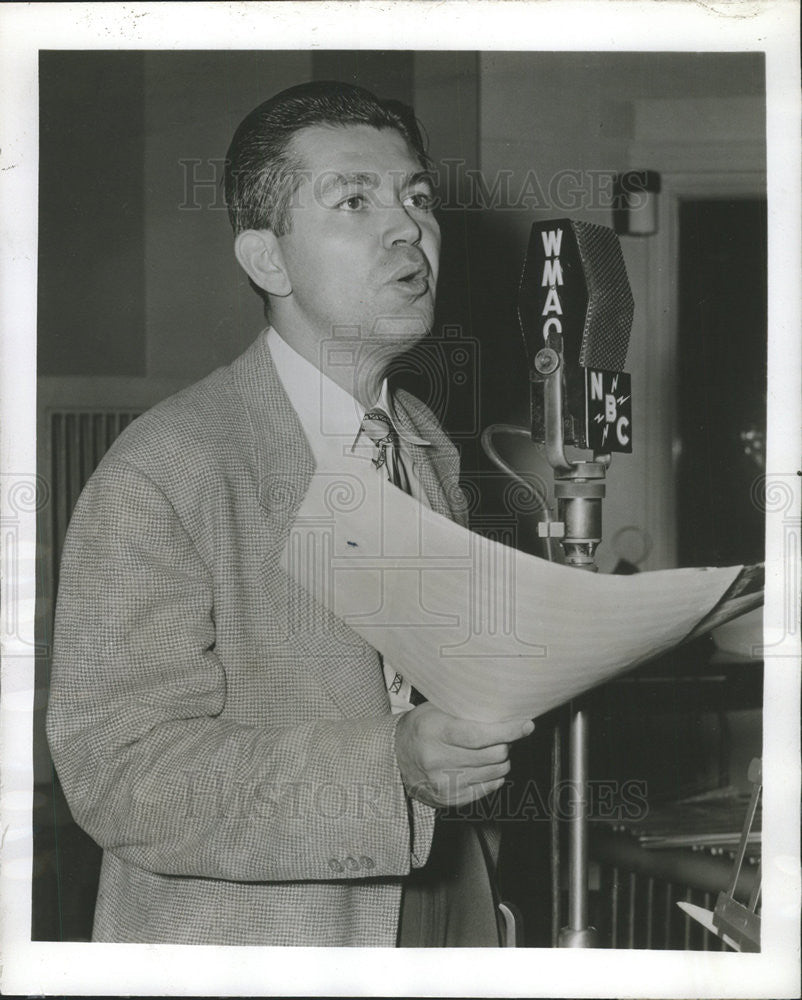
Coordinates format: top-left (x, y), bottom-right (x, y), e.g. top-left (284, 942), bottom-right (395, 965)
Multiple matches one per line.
top-left (536, 346), bottom-right (607, 948)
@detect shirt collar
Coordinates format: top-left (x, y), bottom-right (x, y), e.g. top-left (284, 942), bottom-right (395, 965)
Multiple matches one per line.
top-left (374, 379), bottom-right (430, 447)
top-left (267, 327), bottom-right (429, 447)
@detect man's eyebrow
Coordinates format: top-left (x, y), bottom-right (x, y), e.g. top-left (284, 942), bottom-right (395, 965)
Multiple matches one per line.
top-left (404, 170), bottom-right (436, 191)
top-left (317, 171), bottom-right (380, 196)
top-left (317, 170), bottom-right (436, 197)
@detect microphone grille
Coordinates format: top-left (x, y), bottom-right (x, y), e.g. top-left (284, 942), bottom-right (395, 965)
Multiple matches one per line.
top-left (573, 220), bottom-right (634, 371)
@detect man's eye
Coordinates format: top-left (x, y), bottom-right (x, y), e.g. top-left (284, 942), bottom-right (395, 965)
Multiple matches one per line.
top-left (338, 194), bottom-right (366, 211)
top-left (403, 191), bottom-right (435, 211)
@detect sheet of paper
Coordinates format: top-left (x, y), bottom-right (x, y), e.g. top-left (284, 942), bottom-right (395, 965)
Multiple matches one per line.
top-left (281, 468), bottom-right (742, 722)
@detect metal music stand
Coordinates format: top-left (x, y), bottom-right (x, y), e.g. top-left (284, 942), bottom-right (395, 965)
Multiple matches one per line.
top-left (676, 756), bottom-right (762, 951)
top-left (518, 218), bottom-right (635, 947)
top-left (712, 757), bottom-right (762, 951)
top-left (535, 349), bottom-right (608, 948)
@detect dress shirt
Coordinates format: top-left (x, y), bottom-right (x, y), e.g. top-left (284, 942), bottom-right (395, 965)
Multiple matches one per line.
top-left (267, 327), bottom-right (428, 711)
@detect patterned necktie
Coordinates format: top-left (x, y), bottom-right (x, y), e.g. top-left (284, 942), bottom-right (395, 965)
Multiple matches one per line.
top-left (359, 408), bottom-right (412, 494)
top-left (358, 407), bottom-right (425, 707)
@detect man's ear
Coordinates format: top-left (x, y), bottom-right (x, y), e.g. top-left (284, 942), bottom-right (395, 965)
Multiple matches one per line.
top-left (234, 230), bottom-right (292, 297)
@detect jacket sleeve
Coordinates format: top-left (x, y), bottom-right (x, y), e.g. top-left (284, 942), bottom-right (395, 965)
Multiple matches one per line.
top-left (46, 456), bottom-right (436, 883)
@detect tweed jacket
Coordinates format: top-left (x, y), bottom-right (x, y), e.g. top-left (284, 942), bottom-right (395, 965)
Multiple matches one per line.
top-left (46, 330), bottom-right (472, 947)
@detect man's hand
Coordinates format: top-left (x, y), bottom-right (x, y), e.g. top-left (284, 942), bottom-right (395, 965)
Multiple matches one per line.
top-left (394, 703), bottom-right (534, 808)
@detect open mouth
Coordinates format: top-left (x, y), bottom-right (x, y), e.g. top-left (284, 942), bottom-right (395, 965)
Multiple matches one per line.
top-left (396, 274), bottom-right (428, 296)
top-left (393, 265), bottom-right (429, 291)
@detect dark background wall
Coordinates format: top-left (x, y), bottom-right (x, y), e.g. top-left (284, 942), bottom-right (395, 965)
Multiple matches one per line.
top-left (38, 52), bottom-right (146, 376)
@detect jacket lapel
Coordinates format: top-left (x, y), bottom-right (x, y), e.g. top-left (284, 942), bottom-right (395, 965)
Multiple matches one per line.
top-left (231, 336), bottom-right (468, 531)
top-left (230, 332), bottom-right (315, 538)
top-left (229, 332), bottom-right (388, 719)
top-left (393, 390), bottom-right (470, 528)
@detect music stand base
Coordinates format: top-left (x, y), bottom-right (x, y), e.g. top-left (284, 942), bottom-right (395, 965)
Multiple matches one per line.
top-left (558, 926), bottom-right (598, 948)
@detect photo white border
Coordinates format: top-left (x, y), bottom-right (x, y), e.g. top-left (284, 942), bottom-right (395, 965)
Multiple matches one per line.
top-left (1, 1), bottom-right (799, 996)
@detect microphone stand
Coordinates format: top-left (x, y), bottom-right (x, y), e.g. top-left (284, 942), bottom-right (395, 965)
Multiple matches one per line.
top-left (535, 345), bottom-right (608, 948)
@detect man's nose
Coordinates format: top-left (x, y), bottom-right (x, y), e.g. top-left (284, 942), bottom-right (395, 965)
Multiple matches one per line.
top-left (382, 202), bottom-right (422, 248)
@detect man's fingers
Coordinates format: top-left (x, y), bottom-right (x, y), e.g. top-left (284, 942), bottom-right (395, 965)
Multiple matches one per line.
top-left (451, 776), bottom-right (507, 807)
top-left (458, 743), bottom-right (511, 767)
top-left (397, 707), bottom-right (534, 810)
top-left (461, 759), bottom-right (511, 784)
top-left (409, 761), bottom-right (511, 808)
top-left (444, 717), bottom-right (534, 750)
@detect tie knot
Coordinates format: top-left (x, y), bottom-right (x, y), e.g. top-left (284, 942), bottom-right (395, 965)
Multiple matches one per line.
top-left (357, 407), bottom-right (412, 493)
top-left (358, 408), bottom-right (399, 472)
top-left (361, 408), bottom-right (397, 447)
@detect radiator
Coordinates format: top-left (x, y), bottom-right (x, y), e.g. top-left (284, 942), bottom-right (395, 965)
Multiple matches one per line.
top-left (591, 865), bottom-right (728, 949)
top-left (586, 829), bottom-right (760, 950)
top-left (49, 409), bottom-right (141, 587)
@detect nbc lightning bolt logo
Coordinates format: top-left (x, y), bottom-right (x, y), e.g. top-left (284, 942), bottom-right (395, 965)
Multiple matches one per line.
top-left (601, 375), bottom-right (618, 443)
top-left (594, 374), bottom-right (631, 445)
top-left (592, 410), bottom-right (612, 446)
top-left (613, 373), bottom-right (630, 409)
top-left (587, 368), bottom-right (632, 452)
top-left (604, 376), bottom-right (616, 444)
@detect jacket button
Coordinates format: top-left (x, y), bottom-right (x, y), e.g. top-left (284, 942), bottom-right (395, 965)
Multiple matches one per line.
top-left (328, 858), bottom-right (344, 873)
top-left (344, 856), bottom-right (360, 871)
top-left (360, 856), bottom-right (375, 870)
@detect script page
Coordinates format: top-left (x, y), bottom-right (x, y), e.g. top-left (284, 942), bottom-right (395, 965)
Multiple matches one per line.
top-left (282, 468), bottom-right (743, 722)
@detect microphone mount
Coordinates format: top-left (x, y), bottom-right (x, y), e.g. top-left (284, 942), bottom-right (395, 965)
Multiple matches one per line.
top-left (533, 345), bottom-right (610, 572)
top-left (518, 217), bottom-right (635, 948)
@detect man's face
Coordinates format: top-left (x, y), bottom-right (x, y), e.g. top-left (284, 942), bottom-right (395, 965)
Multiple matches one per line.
top-left (273, 124), bottom-right (441, 367)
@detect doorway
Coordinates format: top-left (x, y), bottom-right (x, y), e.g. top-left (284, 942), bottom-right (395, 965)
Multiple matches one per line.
top-left (676, 198), bottom-right (767, 568)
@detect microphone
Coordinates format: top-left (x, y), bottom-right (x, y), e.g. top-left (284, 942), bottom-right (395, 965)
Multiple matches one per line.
top-left (517, 218), bottom-right (634, 464)
top-left (516, 219), bottom-right (636, 950)
top-left (516, 218), bottom-right (634, 570)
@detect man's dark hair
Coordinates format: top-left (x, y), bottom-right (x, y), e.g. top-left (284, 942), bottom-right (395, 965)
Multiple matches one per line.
top-left (224, 80), bottom-right (431, 236)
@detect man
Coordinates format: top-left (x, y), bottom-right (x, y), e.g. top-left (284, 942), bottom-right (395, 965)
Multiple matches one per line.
top-left (46, 81), bottom-right (533, 947)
